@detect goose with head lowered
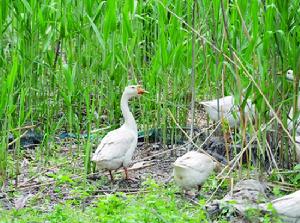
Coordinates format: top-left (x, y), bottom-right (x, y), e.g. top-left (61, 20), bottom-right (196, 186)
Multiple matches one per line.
top-left (284, 69), bottom-right (300, 161)
top-left (173, 151), bottom-right (216, 191)
top-left (92, 85), bottom-right (148, 181)
top-left (259, 190), bottom-right (300, 222)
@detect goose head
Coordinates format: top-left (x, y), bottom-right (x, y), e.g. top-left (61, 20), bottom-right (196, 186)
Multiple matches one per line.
top-left (286, 69), bottom-right (294, 81)
top-left (123, 85), bottom-right (148, 98)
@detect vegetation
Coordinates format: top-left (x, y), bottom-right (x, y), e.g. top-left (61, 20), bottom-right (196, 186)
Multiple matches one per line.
top-left (0, 177), bottom-right (286, 223)
top-left (1, 180), bottom-right (211, 223)
top-left (1, 0), bottom-right (300, 222)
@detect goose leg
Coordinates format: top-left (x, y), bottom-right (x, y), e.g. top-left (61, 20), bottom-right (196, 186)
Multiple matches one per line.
top-left (197, 185), bottom-right (202, 191)
top-left (109, 170), bottom-right (114, 181)
top-left (124, 167), bottom-right (129, 180)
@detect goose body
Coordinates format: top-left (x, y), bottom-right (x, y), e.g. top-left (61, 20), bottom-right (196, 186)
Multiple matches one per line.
top-left (92, 85), bottom-right (147, 180)
top-left (259, 190), bottom-right (300, 222)
top-left (200, 96), bottom-right (254, 127)
top-left (287, 108), bottom-right (300, 135)
top-left (285, 70), bottom-right (300, 162)
top-left (92, 127), bottom-right (137, 170)
top-left (173, 151), bottom-right (215, 190)
top-left (287, 109), bottom-right (300, 162)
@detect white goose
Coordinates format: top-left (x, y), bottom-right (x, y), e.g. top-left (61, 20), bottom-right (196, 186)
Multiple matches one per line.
top-left (92, 85), bottom-right (148, 180)
top-left (285, 70), bottom-right (300, 161)
top-left (259, 190), bottom-right (300, 222)
top-left (200, 95), bottom-right (254, 128)
top-left (286, 70), bottom-right (300, 133)
top-left (173, 151), bottom-right (215, 190)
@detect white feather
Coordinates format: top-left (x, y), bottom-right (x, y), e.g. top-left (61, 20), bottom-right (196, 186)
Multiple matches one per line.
top-left (200, 95), bottom-right (254, 127)
top-left (173, 151), bottom-right (215, 190)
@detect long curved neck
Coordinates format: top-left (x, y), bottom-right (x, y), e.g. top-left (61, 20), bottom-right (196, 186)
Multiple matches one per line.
top-left (121, 93), bottom-right (137, 132)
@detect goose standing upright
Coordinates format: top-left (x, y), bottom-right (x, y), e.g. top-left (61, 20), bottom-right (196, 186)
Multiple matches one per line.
top-left (92, 85), bottom-right (148, 180)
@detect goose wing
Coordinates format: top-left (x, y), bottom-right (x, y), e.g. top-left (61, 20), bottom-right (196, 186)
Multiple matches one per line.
top-left (200, 96), bottom-right (234, 112)
top-left (92, 128), bottom-right (136, 162)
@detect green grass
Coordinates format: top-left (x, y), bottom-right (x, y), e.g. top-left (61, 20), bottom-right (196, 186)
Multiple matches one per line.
top-left (1, 0), bottom-right (299, 179)
top-left (1, 0), bottom-right (300, 221)
top-left (0, 177), bottom-right (288, 223)
top-left (0, 179), bottom-right (210, 223)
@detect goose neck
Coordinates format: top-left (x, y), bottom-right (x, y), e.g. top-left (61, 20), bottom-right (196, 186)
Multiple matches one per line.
top-left (121, 93), bottom-right (137, 132)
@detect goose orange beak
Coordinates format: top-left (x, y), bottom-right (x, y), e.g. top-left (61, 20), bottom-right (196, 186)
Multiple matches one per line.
top-left (137, 86), bottom-right (148, 95)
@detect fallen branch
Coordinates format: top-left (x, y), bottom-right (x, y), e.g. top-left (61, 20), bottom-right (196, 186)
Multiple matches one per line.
top-left (8, 130), bottom-right (28, 146)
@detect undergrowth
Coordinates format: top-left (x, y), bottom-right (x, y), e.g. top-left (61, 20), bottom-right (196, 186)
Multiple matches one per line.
top-left (1, 179), bottom-right (210, 223)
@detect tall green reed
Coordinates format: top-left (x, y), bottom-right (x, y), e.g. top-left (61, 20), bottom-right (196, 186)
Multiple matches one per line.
top-left (1, 0), bottom-right (299, 185)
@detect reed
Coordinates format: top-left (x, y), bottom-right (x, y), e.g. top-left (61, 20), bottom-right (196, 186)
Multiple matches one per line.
top-left (0, 0), bottom-right (299, 184)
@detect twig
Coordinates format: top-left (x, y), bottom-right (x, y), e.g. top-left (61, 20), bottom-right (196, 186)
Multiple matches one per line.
top-left (265, 139), bottom-right (284, 182)
top-left (273, 169), bottom-right (300, 174)
top-left (53, 40), bottom-right (61, 68)
top-left (207, 130), bottom-right (258, 204)
top-left (267, 182), bottom-right (299, 191)
top-left (10, 124), bottom-right (37, 132)
top-left (8, 130), bottom-right (28, 146)
top-left (197, 121), bottom-right (222, 152)
top-left (90, 126), bottom-right (112, 134)
top-left (189, 0), bottom-right (196, 145)
top-left (235, 1), bottom-right (251, 41)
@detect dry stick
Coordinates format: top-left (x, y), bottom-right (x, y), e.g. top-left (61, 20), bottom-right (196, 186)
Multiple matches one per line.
top-left (267, 182), bottom-right (298, 191)
top-left (235, 1), bottom-right (251, 41)
top-left (53, 40), bottom-right (61, 68)
top-left (265, 139), bottom-right (284, 182)
top-left (90, 126), bottom-right (112, 134)
top-left (255, 131), bottom-right (278, 171)
top-left (189, 0), bottom-right (196, 147)
top-left (167, 109), bottom-right (224, 166)
top-left (198, 121), bottom-right (222, 152)
top-left (10, 124), bottom-right (37, 132)
top-left (7, 130), bottom-right (28, 146)
top-left (207, 117), bottom-right (276, 204)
